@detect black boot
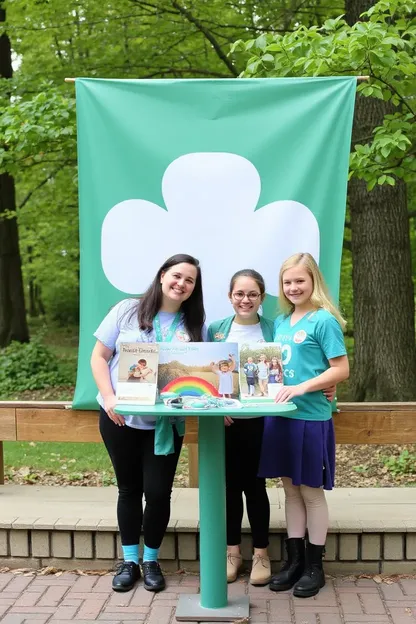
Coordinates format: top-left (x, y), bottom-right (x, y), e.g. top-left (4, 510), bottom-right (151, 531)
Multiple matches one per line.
top-left (112, 561), bottom-right (141, 592)
top-left (142, 561), bottom-right (166, 592)
top-left (293, 542), bottom-right (325, 598)
top-left (269, 537), bottom-right (305, 592)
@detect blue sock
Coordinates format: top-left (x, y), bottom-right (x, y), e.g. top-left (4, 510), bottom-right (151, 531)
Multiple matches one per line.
top-left (122, 544), bottom-right (139, 565)
top-left (143, 545), bottom-right (159, 562)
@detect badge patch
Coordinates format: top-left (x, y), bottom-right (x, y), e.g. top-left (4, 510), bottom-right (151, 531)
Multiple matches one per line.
top-left (175, 329), bottom-right (190, 342)
top-left (214, 332), bottom-right (225, 341)
top-left (294, 329), bottom-right (307, 344)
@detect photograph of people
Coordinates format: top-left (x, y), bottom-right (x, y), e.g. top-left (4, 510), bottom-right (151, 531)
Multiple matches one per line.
top-left (128, 358), bottom-right (155, 382)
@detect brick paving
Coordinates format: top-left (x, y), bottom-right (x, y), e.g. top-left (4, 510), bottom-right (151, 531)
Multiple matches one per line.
top-left (0, 572), bottom-right (415, 623)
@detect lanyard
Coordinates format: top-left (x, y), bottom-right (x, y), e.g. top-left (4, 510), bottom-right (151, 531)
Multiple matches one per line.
top-left (153, 311), bottom-right (182, 342)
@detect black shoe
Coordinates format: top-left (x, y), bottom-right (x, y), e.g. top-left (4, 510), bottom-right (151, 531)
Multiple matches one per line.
top-left (142, 561), bottom-right (166, 592)
top-left (293, 543), bottom-right (326, 598)
top-left (269, 537), bottom-right (305, 592)
top-left (112, 561), bottom-right (141, 592)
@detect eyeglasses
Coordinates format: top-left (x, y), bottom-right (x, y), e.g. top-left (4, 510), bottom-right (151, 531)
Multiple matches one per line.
top-left (232, 291), bottom-right (261, 302)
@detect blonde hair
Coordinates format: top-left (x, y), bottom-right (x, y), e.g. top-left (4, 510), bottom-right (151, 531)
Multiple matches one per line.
top-left (279, 253), bottom-right (346, 330)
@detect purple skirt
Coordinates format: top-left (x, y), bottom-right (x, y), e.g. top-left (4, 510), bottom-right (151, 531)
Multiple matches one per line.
top-left (259, 416), bottom-right (335, 490)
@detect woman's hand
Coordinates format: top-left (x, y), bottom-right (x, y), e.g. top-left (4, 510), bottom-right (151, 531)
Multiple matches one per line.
top-left (104, 394), bottom-right (125, 426)
top-left (224, 416), bottom-right (234, 426)
top-left (274, 384), bottom-right (305, 403)
top-left (323, 385), bottom-right (336, 402)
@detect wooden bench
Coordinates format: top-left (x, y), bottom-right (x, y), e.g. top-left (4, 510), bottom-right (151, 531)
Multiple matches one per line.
top-left (0, 401), bottom-right (415, 487)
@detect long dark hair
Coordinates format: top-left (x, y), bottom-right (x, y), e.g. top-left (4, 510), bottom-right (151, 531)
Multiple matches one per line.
top-left (133, 254), bottom-right (205, 342)
top-left (229, 269), bottom-right (266, 298)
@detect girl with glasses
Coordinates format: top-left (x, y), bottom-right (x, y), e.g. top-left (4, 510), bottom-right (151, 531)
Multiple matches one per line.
top-left (207, 269), bottom-right (274, 586)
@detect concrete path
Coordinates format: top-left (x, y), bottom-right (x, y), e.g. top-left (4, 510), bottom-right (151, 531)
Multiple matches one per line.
top-left (0, 571), bottom-right (415, 624)
top-left (1, 486), bottom-right (416, 530)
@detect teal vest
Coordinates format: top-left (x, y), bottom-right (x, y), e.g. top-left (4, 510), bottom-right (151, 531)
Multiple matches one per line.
top-left (207, 315), bottom-right (275, 342)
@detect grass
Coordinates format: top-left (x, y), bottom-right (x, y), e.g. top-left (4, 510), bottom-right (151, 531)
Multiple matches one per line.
top-left (3, 440), bottom-right (190, 486)
top-left (4, 441), bottom-right (112, 473)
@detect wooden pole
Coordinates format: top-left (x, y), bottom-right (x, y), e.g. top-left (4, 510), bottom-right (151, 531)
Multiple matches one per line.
top-left (0, 442), bottom-right (4, 485)
top-left (188, 444), bottom-right (199, 488)
top-left (65, 76), bottom-right (370, 83)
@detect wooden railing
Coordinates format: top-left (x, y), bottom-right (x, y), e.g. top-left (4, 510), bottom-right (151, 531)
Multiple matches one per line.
top-left (0, 401), bottom-right (415, 487)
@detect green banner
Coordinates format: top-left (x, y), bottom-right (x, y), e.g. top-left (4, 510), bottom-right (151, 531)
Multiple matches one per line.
top-left (73, 77), bottom-right (356, 409)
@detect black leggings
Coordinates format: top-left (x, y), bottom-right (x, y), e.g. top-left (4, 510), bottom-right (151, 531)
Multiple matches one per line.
top-left (225, 417), bottom-right (270, 549)
top-left (99, 409), bottom-right (183, 547)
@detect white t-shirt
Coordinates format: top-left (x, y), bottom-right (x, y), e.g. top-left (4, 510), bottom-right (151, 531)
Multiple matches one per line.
top-left (226, 321), bottom-right (265, 343)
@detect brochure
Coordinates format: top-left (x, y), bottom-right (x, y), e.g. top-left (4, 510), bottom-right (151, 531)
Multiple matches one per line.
top-left (116, 343), bottom-right (159, 405)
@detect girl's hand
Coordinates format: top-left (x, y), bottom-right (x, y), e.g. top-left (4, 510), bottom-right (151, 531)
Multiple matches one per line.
top-left (104, 395), bottom-right (125, 426)
top-left (274, 384), bottom-right (305, 403)
top-left (224, 416), bottom-right (234, 426)
top-left (323, 385), bottom-right (336, 402)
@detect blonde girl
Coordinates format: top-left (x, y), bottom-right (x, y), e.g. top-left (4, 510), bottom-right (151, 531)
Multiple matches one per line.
top-left (259, 253), bottom-right (348, 598)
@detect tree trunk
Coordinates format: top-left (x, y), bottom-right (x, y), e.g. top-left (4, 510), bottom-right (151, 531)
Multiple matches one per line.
top-left (29, 278), bottom-right (37, 317)
top-left (0, 4), bottom-right (30, 347)
top-left (346, 0), bottom-right (416, 400)
top-left (27, 246), bottom-right (44, 317)
top-left (37, 284), bottom-right (45, 316)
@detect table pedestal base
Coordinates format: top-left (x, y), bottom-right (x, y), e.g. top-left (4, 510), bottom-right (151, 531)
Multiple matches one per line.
top-left (175, 594), bottom-right (250, 622)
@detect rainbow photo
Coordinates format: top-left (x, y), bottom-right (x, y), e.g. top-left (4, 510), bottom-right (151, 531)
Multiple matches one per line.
top-left (158, 342), bottom-right (240, 399)
top-left (162, 376), bottom-right (220, 397)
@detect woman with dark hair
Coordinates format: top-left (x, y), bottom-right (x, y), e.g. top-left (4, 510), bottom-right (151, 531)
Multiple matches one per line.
top-left (207, 269), bottom-right (274, 586)
top-left (91, 254), bottom-right (205, 594)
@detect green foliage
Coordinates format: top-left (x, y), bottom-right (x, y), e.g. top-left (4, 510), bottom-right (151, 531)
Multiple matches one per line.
top-left (16, 165), bottom-right (80, 324)
top-left (29, 318), bottom-right (79, 373)
top-left (2, 0), bottom-right (340, 324)
top-left (231, 0), bottom-right (416, 189)
top-left (382, 449), bottom-right (416, 476)
top-left (0, 86), bottom-right (76, 175)
top-left (41, 282), bottom-right (79, 326)
top-left (0, 338), bottom-right (72, 396)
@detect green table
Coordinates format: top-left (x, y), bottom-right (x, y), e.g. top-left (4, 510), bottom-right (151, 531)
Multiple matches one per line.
top-left (115, 401), bottom-right (296, 621)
